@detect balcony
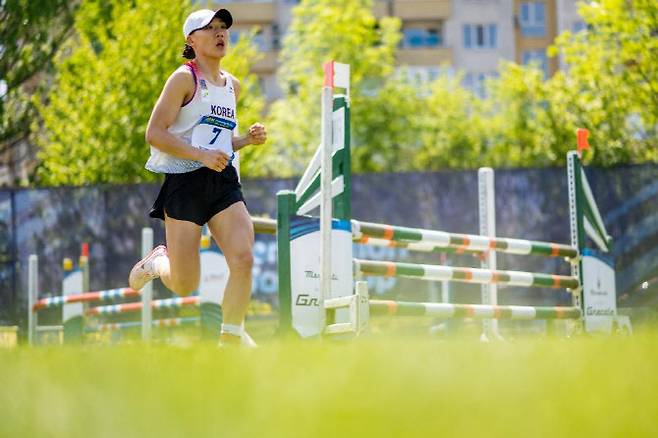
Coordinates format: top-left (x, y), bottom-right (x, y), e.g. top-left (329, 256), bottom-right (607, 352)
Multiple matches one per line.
top-left (252, 50), bottom-right (279, 74)
top-left (373, 0), bottom-right (451, 20)
top-left (221, 1), bottom-right (276, 23)
top-left (397, 47), bottom-right (452, 65)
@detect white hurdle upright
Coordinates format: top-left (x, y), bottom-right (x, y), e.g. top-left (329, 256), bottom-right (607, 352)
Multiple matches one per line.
top-left (28, 255), bottom-right (38, 345)
top-left (141, 227), bottom-right (154, 341)
top-left (478, 167), bottom-right (500, 340)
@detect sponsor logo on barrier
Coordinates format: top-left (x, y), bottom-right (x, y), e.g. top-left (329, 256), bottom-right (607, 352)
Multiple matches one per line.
top-left (582, 255), bottom-right (617, 333)
top-left (296, 294), bottom-right (319, 307)
top-left (590, 277), bottom-right (608, 296)
top-left (304, 270), bottom-right (338, 281)
top-left (586, 306), bottom-right (615, 316)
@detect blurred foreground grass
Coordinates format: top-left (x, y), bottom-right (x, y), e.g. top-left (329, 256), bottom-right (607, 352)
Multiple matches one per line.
top-left (1, 333), bottom-right (657, 437)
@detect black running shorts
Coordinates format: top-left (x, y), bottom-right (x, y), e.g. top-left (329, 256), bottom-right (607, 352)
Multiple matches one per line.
top-left (149, 165), bottom-right (245, 226)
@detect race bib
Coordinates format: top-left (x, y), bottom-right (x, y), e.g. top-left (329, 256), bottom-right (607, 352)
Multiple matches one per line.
top-left (191, 115), bottom-right (236, 155)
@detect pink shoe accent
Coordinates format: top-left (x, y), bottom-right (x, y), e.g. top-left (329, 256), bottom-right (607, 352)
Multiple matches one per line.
top-left (128, 245), bottom-right (167, 290)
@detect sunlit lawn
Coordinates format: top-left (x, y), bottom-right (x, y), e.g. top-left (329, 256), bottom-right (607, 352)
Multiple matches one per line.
top-left (1, 328), bottom-right (657, 437)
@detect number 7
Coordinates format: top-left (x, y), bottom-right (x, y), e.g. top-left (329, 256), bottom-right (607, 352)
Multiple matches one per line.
top-left (209, 127), bottom-right (222, 145)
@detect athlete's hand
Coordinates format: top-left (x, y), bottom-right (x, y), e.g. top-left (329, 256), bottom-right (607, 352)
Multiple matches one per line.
top-left (247, 123), bottom-right (267, 145)
top-left (199, 149), bottom-right (231, 172)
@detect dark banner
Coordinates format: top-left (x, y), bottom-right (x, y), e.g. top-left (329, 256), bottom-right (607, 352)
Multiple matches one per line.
top-left (1, 163), bottom-right (657, 326)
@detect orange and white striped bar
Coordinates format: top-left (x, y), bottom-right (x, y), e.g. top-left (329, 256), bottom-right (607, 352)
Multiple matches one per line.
top-left (352, 220), bottom-right (578, 259)
top-left (33, 287), bottom-right (140, 312)
top-left (86, 296), bottom-right (200, 316)
top-left (87, 317), bottom-right (200, 332)
top-left (355, 259), bottom-right (580, 290)
top-left (370, 300), bottom-right (581, 320)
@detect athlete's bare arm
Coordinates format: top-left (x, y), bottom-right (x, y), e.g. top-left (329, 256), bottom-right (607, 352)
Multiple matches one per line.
top-left (230, 76), bottom-right (267, 151)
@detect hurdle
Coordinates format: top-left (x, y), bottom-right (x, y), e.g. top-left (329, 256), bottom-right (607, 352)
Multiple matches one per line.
top-left (323, 279), bottom-right (582, 335)
top-left (351, 220), bottom-right (578, 258)
top-left (86, 317), bottom-right (201, 333)
top-left (368, 300), bottom-right (582, 320)
top-left (275, 61), bottom-right (623, 339)
top-left (28, 217), bottom-right (278, 345)
top-left (27, 228), bottom-right (227, 345)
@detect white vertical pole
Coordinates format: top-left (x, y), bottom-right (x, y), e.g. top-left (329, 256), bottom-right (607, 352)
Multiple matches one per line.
top-left (479, 167), bottom-right (499, 339)
top-left (141, 227), bottom-right (154, 341)
top-left (355, 280), bottom-right (369, 334)
top-left (439, 253), bottom-right (450, 304)
top-left (441, 280), bottom-right (451, 304)
top-left (28, 255), bottom-right (38, 345)
top-left (567, 151), bottom-right (581, 310)
top-left (567, 151), bottom-right (584, 339)
top-left (428, 281), bottom-right (440, 303)
top-left (319, 74), bottom-right (334, 335)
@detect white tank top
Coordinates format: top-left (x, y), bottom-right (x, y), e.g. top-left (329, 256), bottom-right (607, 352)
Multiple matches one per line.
top-left (145, 62), bottom-right (239, 174)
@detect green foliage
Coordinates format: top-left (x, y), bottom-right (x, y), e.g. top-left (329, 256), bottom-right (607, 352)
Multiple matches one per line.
top-left (34, 0), bottom-right (265, 186)
top-left (483, 62), bottom-right (568, 167)
top-left (413, 0), bottom-right (658, 169)
top-left (413, 74), bottom-right (489, 170)
top-left (548, 0), bottom-right (658, 165)
top-left (229, 31), bottom-right (266, 178)
top-left (265, 0), bottom-right (413, 176)
top-left (0, 0), bottom-right (76, 154)
top-left (33, 0), bottom-right (657, 185)
top-left (351, 77), bottom-right (422, 172)
top-left (268, 0), bottom-right (657, 175)
top-left (457, 0), bottom-right (658, 169)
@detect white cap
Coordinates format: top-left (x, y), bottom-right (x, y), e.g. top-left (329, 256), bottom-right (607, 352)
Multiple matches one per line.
top-left (183, 9), bottom-right (233, 39)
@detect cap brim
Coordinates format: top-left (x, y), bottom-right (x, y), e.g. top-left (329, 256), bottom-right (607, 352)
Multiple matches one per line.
top-left (214, 9), bottom-right (233, 29)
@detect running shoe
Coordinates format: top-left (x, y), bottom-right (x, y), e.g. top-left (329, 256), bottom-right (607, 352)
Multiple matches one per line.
top-left (128, 245), bottom-right (167, 291)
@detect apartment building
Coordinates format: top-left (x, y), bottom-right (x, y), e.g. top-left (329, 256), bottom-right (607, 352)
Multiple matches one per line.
top-left (208, 0), bottom-right (587, 98)
top-left (449, 0), bottom-right (515, 96)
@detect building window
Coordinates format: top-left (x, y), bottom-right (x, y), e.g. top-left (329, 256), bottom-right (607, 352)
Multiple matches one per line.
top-left (520, 2), bottom-right (546, 37)
top-left (272, 24), bottom-right (281, 50)
top-left (462, 72), bottom-right (496, 98)
top-left (229, 30), bottom-right (241, 46)
top-left (230, 28), bottom-right (269, 51)
top-left (402, 27), bottom-right (442, 48)
top-left (572, 21), bottom-right (587, 33)
top-left (463, 24), bottom-right (497, 49)
top-left (253, 29), bottom-right (266, 50)
top-left (522, 49), bottom-right (548, 77)
top-left (403, 66), bottom-right (442, 85)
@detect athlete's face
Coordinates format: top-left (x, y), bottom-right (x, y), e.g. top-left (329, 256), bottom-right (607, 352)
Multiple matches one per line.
top-left (189, 18), bottom-right (229, 58)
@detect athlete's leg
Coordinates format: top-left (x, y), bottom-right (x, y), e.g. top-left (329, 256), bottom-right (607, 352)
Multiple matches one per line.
top-left (128, 217), bottom-right (201, 295)
top-left (158, 214), bottom-right (202, 296)
top-left (207, 201), bottom-right (254, 327)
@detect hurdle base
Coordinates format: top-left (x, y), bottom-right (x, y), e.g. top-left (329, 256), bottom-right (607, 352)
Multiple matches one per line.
top-left (324, 281), bottom-right (369, 336)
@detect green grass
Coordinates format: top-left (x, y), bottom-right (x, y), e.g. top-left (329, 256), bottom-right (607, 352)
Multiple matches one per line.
top-left (1, 333), bottom-right (657, 437)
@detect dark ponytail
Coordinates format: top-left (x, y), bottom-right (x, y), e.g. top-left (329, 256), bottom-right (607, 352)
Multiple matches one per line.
top-left (182, 44), bottom-right (195, 59)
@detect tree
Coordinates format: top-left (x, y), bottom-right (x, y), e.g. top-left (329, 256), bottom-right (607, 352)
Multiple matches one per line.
top-left (483, 62), bottom-right (567, 167)
top-left (413, 73), bottom-right (490, 170)
top-left (264, 0), bottom-right (423, 176)
top-left (34, 0), bottom-right (265, 185)
top-left (548, 0), bottom-right (658, 165)
top-left (0, 0), bottom-right (76, 166)
top-left (433, 0), bottom-right (658, 170)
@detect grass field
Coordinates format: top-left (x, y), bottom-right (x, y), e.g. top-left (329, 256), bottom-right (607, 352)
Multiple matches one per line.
top-left (2, 331), bottom-right (658, 438)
